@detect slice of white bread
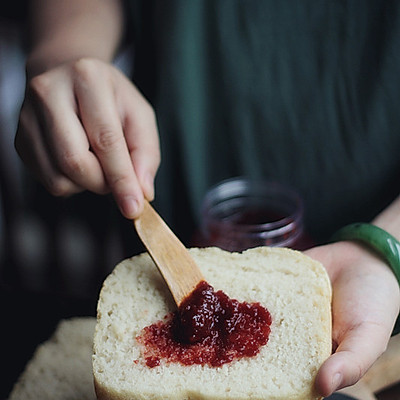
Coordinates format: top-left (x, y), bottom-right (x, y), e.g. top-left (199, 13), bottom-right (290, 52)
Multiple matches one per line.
top-left (9, 317), bottom-right (97, 400)
top-left (93, 247), bottom-right (332, 400)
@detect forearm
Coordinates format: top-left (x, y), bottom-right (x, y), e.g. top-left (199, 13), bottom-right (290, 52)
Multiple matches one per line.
top-left (372, 194), bottom-right (400, 239)
top-left (26, 0), bottom-right (124, 77)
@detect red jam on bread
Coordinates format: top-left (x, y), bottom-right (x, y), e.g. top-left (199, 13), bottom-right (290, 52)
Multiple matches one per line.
top-left (136, 280), bottom-right (272, 368)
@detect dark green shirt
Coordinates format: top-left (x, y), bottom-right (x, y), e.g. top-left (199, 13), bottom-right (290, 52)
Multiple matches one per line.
top-left (126, 1), bottom-right (400, 243)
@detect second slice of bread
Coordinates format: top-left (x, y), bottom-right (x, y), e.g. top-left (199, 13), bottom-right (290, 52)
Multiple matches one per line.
top-left (93, 246), bottom-right (332, 400)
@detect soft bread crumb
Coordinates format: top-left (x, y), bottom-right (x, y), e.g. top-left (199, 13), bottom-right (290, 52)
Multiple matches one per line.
top-left (93, 247), bottom-right (332, 400)
top-left (9, 317), bottom-right (97, 400)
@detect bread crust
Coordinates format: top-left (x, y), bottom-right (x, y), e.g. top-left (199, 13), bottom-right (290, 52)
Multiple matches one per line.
top-left (93, 247), bottom-right (332, 400)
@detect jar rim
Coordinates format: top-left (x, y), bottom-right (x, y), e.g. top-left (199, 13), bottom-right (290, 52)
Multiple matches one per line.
top-left (201, 177), bottom-right (304, 232)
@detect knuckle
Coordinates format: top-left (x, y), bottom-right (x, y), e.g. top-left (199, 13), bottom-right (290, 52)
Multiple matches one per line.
top-left (91, 127), bottom-right (123, 153)
top-left (58, 151), bottom-right (86, 176)
top-left (140, 100), bottom-right (157, 123)
top-left (44, 176), bottom-right (74, 197)
top-left (108, 172), bottom-right (132, 190)
top-left (28, 74), bottom-right (53, 100)
top-left (72, 58), bottom-right (101, 84)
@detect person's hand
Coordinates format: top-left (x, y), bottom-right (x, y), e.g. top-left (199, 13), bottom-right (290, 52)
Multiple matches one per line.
top-left (15, 57), bottom-right (160, 218)
top-left (304, 241), bottom-right (400, 397)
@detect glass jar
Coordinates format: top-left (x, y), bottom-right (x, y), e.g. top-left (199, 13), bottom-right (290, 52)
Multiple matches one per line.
top-left (198, 177), bottom-right (310, 252)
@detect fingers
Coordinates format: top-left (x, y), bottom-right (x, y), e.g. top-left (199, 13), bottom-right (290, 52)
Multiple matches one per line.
top-left (74, 59), bottom-right (158, 218)
top-left (315, 322), bottom-right (389, 397)
top-left (15, 101), bottom-right (84, 196)
top-left (32, 70), bottom-right (109, 195)
top-left (16, 59), bottom-right (160, 218)
top-left (16, 66), bottom-right (109, 197)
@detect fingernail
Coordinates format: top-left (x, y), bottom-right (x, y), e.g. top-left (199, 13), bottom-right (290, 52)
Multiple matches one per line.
top-left (332, 372), bottom-right (342, 391)
top-left (120, 196), bottom-right (139, 218)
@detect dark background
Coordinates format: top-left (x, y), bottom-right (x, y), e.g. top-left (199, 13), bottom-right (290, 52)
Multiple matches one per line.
top-left (0, 3), bottom-right (399, 400)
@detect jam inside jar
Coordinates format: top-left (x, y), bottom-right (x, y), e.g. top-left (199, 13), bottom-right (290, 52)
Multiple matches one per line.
top-left (197, 177), bottom-right (311, 252)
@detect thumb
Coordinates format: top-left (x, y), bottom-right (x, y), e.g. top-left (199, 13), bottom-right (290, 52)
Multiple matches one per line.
top-left (315, 322), bottom-right (389, 397)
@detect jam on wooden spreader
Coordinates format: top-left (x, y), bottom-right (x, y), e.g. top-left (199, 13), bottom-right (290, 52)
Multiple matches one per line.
top-left (134, 201), bottom-right (272, 368)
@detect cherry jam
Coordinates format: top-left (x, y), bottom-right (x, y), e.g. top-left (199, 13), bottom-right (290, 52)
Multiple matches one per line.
top-left (136, 281), bottom-right (272, 368)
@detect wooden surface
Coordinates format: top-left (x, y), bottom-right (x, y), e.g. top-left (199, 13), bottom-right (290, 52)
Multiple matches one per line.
top-left (134, 201), bottom-right (204, 306)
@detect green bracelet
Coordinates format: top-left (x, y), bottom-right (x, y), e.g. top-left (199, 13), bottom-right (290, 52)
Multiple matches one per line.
top-left (331, 223), bottom-right (400, 336)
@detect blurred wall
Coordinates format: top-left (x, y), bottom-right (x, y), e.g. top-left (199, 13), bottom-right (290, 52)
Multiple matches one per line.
top-left (0, 5), bottom-right (143, 300)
